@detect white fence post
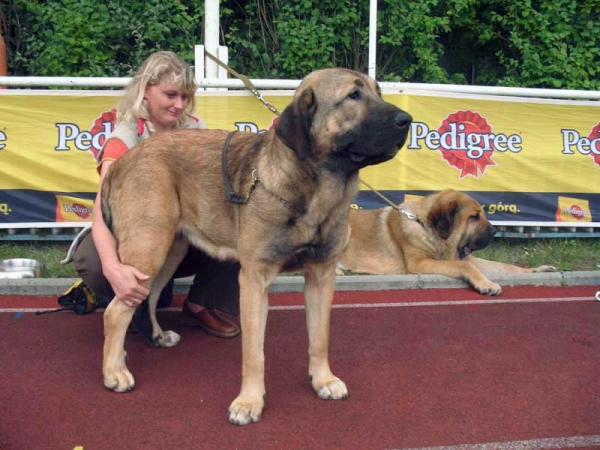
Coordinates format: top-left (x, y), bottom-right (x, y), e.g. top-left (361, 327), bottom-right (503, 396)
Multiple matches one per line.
top-left (194, 44), bottom-right (228, 92)
top-left (217, 45), bottom-right (229, 92)
top-left (194, 44), bottom-right (206, 91)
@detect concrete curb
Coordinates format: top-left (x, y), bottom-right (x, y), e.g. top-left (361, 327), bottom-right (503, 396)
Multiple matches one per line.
top-left (0, 271), bottom-right (598, 296)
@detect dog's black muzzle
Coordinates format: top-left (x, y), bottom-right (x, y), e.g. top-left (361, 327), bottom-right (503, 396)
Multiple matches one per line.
top-left (472, 225), bottom-right (498, 250)
top-left (327, 104), bottom-right (413, 174)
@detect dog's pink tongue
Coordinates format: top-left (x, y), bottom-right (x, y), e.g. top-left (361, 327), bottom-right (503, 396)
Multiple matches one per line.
top-left (464, 247), bottom-right (472, 255)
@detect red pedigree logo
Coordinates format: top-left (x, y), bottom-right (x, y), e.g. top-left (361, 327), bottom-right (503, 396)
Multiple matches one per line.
top-left (64, 203), bottom-right (92, 219)
top-left (409, 113), bottom-right (523, 178)
top-left (587, 122), bottom-right (600, 167)
top-left (556, 196), bottom-right (592, 222)
top-left (438, 110), bottom-right (496, 178)
top-left (89, 109), bottom-right (118, 160)
top-left (567, 204), bottom-right (585, 220)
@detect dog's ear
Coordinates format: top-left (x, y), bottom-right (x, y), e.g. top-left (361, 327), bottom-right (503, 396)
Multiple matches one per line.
top-left (275, 87), bottom-right (315, 161)
top-left (428, 200), bottom-right (458, 240)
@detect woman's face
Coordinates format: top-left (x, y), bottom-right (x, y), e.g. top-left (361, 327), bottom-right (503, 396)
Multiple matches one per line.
top-left (144, 81), bottom-right (190, 132)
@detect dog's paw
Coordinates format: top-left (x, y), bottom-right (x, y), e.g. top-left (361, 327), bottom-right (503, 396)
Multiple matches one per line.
top-left (103, 366), bottom-right (135, 393)
top-left (228, 396), bottom-right (264, 426)
top-left (153, 330), bottom-right (181, 348)
top-left (311, 375), bottom-right (348, 400)
top-left (533, 265), bottom-right (557, 272)
top-left (475, 280), bottom-right (502, 296)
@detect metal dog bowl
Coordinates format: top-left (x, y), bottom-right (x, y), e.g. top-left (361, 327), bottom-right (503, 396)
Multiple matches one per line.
top-left (1, 258), bottom-right (44, 278)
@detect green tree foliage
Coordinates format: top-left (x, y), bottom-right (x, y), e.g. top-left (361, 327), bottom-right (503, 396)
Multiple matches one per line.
top-left (221, 0), bottom-right (372, 78)
top-left (1, 0), bottom-right (202, 77)
top-left (1, 0), bottom-right (599, 89)
top-left (473, 0), bottom-right (600, 89)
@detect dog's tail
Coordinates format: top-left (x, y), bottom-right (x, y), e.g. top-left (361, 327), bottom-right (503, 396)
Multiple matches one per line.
top-left (100, 175), bottom-right (113, 231)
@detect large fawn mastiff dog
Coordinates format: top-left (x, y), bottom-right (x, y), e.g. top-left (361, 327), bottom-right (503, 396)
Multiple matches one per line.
top-left (339, 189), bottom-right (556, 295)
top-left (101, 68), bottom-right (412, 425)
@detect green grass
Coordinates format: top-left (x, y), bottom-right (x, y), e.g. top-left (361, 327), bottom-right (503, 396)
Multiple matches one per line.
top-left (474, 238), bottom-right (600, 271)
top-left (0, 242), bottom-right (76, 278)
top-left (0, 238), bottom-right (598, 278)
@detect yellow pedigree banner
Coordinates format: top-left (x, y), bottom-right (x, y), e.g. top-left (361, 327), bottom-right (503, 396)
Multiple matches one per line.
top-left (0, 90), bottom-right (598, 225)
top-left (0, 91), bottom-right (289, 193)
top-left (362, 94), bottom-right (600, 193)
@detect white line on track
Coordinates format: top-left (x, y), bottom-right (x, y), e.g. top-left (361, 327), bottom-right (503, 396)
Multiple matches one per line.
top-left (272, 296), bottom-right (594, 310)
top-left (395, 433), bottom-right (600, 449)
top-left (1, 296), bottom-right (594, 313)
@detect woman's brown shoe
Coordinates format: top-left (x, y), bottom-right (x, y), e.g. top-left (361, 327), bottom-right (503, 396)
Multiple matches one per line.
top-left (181, 302), bottom-right (240, 338)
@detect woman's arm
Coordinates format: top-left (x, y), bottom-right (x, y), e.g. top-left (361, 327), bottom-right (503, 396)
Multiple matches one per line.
top-left (92, 160), bottom-right (150, 306)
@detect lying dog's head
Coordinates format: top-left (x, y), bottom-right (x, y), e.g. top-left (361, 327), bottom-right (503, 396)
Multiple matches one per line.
top-left (427, 189), bottom-right (497, 259)
top-left (275, 68), bottom-right (412, 174)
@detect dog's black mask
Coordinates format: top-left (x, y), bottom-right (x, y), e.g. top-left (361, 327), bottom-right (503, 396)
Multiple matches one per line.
top-left (325, 106), bottom-right (412, 175)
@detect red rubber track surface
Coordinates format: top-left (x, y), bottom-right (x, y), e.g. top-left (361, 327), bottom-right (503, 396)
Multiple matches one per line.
top-left (1, 285), bottom-right (598, 450)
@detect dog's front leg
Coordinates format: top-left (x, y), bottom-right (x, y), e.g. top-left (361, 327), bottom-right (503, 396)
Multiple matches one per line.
top-left (228, 265), bottom-right (275, 426)
top-left (103, 298), bottom-right (136, 392)
top-left (304, 262), bottom-right (348, 400)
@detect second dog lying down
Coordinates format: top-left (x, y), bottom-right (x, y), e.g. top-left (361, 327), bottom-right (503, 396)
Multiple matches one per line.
top-left (338, 189), bottom-right (556, 295)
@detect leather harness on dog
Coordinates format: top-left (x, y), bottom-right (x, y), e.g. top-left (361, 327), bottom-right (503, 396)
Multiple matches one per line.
top-left (221, 130), bottom-right (297, 213)
top-left (221, 131), bottom-right (256, 204)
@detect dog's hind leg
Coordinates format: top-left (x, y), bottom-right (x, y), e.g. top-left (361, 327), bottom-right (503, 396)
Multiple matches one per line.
top-left (144, 237), bottom-right (190, 348)
top-left (103, 226), bottom-right (181, 392)
top-left (303, 261), bottom-right (348, 400)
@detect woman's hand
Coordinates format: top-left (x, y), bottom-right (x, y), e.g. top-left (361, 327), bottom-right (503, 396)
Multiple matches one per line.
top-left (105, 263), bottom-right (150, 308)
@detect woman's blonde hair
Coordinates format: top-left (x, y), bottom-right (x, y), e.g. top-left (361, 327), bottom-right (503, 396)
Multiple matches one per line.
top-left (117, 51), bottom-right (197, 129)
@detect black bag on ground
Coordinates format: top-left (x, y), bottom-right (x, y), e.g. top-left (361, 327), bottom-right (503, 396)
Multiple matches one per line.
top-left (57, 280), bottom-right (102, 314)
top-left (37, 279), bottom-right (172, 316)
top-left (36, 280), bottom-right (102, 316)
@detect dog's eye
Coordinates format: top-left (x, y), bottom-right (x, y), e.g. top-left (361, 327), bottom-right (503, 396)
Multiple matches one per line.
top-left (470, 213), bottom-right (480, 221)
top-left (348, 90), bottom-right (360, 100)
